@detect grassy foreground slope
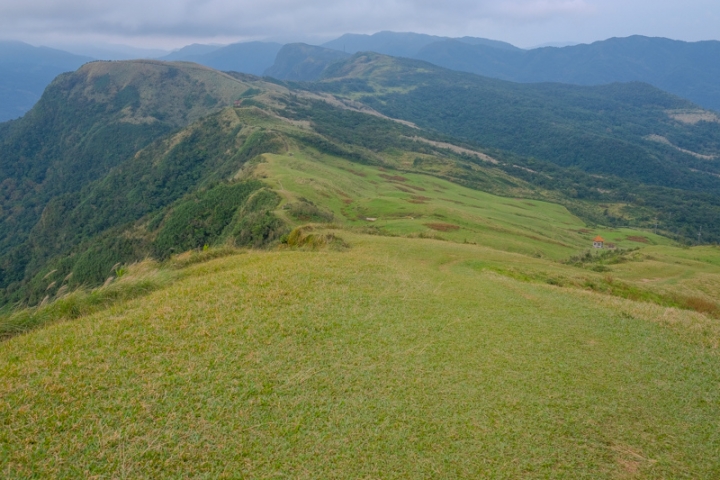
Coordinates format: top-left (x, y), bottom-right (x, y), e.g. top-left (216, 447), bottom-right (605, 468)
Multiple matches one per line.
top-left (1, 233), bottom-right (719, 478)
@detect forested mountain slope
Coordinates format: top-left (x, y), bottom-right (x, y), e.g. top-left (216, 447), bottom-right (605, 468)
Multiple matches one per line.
top-left (264, 44), bottom-right (350, 81)
top-left (413, 36), bottom-right (720, 113)
top-left (316, 33), bottom-right (720, 113)
top-left (0, 60), bottom-right (261, 294)
top-left (306, 53), bottom-right (720, 191)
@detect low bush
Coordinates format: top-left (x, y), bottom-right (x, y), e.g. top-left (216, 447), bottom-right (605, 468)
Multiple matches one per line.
top-left (287, 200), bottom-right (334, 223)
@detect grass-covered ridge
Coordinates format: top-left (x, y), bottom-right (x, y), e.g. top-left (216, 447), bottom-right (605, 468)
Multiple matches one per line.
top-left (5, 143), bottom-right (720, 338)
top-left (258, 148), bottom-right (673, 260)
top-left (2, 233), bottom-right (719, 478)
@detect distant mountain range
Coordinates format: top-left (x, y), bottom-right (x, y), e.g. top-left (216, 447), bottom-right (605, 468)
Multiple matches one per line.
top-left (321, 31), bottom-right (520, 57)
top-left (159, 42), bottom-right (283, 75)
top-left (170, 32), bottom-right (720, 113)
top-left (412, 35), bottom-right (720, 113)
top-left (261, 32), bottom-right (720, 113)
top-left (0, 41), bottom-right (91, 122)
top-left (3, 32), bottom-right (720, 122)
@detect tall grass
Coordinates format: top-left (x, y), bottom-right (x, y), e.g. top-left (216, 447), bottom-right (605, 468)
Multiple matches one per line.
top-left (479, 263), bottom-right (720, 319)
top-left (2, 234), bottom-right (719, 478)
top-left (0, 246), bottom-right (245, 340)
top-left (0, 260), bottom-right (168, 340)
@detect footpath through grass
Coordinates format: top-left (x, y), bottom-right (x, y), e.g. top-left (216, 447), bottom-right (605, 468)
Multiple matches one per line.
top-left (2, 233), bottom-right (719, 478)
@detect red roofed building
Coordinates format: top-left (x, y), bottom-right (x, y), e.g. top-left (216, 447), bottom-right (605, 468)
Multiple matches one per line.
top-left (593, 236), bottom-right (604, 249)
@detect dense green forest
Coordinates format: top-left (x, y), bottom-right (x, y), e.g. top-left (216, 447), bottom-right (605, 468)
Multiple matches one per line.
top-left (313, 54), bottom-right (720, 191)
top-left (0, 108), bottom-right (289, 307)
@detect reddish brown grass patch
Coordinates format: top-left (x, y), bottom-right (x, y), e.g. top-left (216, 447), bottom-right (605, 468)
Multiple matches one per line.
top-left (379, 174), bottom-right (408, 182)
top-left (347, 169), bottom-right (367, 177)
top-left (425, 223), bottom-right (460, 232)
top-left (407, 195), bottom-right (431, 204)
top-left (626, 236), bottom-right (650, 243)
top-left (683, 296), bottom-right (719, 316)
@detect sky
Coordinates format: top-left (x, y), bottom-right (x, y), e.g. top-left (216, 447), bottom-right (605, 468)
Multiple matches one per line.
top-left (0, 0), bottom-right (718, 50)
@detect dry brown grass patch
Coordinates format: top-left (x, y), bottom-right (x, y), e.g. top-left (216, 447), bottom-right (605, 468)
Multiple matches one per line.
top-left (682, 296), bottom-right (719, 316)
top-left (379, 174), bottom-right (408, 182)
top-left (425, 223), bottom-right (460, 232)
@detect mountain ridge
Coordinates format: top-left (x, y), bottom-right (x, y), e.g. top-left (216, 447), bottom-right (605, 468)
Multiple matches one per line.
top-left (414, 35), bottom-right (720, 112)
top-left (0, 41), bottom-right (93, 122)
top-left (161, 41), bottom-right (283, 75)
top-left (2, 58), bottom-right (720, 308)
top-left (321, 31), bottom-right (520, 57)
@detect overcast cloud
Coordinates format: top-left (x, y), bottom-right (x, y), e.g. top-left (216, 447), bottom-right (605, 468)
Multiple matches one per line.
top-left (0, 0), bottom-right (718, 49)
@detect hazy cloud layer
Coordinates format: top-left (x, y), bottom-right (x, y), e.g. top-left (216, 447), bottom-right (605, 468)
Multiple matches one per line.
top-left (0, 0), bottom-right (717, 48)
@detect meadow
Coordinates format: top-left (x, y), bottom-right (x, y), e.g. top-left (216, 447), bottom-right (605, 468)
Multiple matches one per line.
top-left (2, 135), bottom-right (720, 478)
top-left (259, 149), bottom-right (674, 260)
top-left (2, 230), bottom-right (719, 478)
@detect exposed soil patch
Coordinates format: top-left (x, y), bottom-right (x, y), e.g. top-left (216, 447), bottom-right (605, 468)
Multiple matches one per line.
top-left (408, 195), bottom-right (431, 204)
top-left (645, 134), bottom-right (716, 160)
top-left (667, 109), bottom-right (720, 125)
top-left (379, 174), bottom-right (409, 182)
top-left (299, 91), bottom-right (419, 128)
top-left (343, 168), bottom-right (367, 177)
top-left (626, 235), bottom-right (650, 244)
top-left (395, 185), bottom-right (413, 193)
top-left (683, 296), bottom-right (719, 316)
top-left (441, 198), bottom-right (466, 205)
top-left (408, 136), bottom-right (499, 164)
top-left (425, 223), bottom-right (460, 232)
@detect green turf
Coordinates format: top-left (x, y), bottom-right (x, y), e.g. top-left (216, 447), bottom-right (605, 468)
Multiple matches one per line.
top-left (2, 139), bottom-right (720, 478)
top-left (1, 233), bottom-right (719, 478)
top-left (259, 150), bottom-right (673, 261)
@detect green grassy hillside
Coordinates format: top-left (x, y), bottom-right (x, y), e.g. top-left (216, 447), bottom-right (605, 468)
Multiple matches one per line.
top-left (258, 149), bottom-right (672, 259)
top-left (2, 59), bottom-right (720, 477)
top-left (2, 233), bottom-right (719, 478)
